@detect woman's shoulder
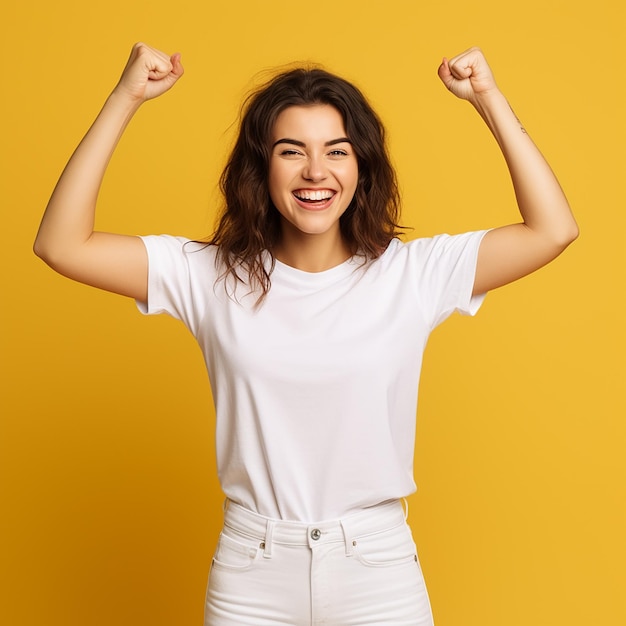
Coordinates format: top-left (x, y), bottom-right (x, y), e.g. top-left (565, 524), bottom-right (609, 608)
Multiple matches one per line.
top-left (386, 231), bottom-right (488, 255)
top-left (140, 235), bottom-right (222, 283)
top-left (374, 231), bottom-right (488, 273)
top-left (377, 234), bottom-right (447, 261)
top-left (141, 234), bottom-right (218, 258)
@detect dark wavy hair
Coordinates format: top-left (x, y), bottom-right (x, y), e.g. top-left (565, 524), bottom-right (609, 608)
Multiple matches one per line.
top-left (208, 66), bottom-right (403, 301)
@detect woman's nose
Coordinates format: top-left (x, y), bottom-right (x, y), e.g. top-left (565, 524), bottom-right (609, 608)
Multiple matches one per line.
top-left (302, 155), bottom-right (327, 182)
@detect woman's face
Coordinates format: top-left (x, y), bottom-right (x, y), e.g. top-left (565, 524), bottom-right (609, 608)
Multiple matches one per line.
top-left (268, 104), bottom-right (358, 244)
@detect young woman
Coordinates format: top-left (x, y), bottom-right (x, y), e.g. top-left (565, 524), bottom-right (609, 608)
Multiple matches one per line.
top-left (34, 43), bottom-right (578, 625)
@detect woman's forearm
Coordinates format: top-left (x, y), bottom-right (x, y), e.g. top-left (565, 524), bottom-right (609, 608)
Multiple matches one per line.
top-left (33, 44), bottom-right (183, 299)
top-left (471, 88), bottom-right (579, 246)
top-left (438, 48), bottom-right (577, 293)
top-left (33, 91), bottom-right (141, 264)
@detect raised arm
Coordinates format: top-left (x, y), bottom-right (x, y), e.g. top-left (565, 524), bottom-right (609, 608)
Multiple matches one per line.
top-left (438, 47), bottom-right (578, 296)
top-left (33, 43), bottom-right (184, 301)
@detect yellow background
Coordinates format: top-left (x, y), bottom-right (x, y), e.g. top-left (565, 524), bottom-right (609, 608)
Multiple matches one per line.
top-left (2, 1), bottom-right (624, 624)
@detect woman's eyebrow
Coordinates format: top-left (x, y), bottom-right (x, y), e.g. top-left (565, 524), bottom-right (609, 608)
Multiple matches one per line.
top-left (272, 137), bottom-right (352, 148)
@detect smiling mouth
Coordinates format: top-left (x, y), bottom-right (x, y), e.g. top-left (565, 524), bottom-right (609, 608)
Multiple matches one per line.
top-left (293, 189), bottom-right (336, 203)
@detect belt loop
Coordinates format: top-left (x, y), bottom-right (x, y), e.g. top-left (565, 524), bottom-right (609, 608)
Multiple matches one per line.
top-left (402, 497), bottom-right (409, 521)
top-left (263, 520), bottom-right (275, 558)
top-left (340, 520), bottom-right (354, 557)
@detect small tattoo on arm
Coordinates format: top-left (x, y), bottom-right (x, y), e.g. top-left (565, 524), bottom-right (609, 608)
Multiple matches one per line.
top-left (509, 103), bottom-right (527, 134)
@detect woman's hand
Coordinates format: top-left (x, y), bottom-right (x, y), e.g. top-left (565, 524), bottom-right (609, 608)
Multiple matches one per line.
top-left (437, 47), bottom-right (498, 104)
top-left (113, 42), bottom-right (184, 104)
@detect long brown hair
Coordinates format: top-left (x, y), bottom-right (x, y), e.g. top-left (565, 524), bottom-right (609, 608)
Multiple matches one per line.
top-left (208, 66), bottom-right (403, 301)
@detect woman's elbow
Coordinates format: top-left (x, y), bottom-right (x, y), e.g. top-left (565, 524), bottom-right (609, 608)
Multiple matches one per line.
top-left (33, 235), bottom-right (67, 273)
top-left (33, 235), bottom-right (49, 263)
top-left (545, 209), bottom-right (579, 253)
top-left (33, 234), bottom-right (56, 267)
top-left (558, 218), bottom-right (580, 250)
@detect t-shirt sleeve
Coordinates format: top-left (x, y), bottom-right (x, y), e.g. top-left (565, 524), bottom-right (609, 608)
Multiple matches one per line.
top-left (411, 230), bottom-right (489, 329)
top-left (135, 235), bottom-right (203, 333)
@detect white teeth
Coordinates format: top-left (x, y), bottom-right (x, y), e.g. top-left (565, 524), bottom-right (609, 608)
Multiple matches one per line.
top-left (294, 190), bottom-right (334, 201)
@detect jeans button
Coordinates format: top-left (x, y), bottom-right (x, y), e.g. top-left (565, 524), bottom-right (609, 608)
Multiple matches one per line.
top-left (310, 528), bottom-right (321, 541)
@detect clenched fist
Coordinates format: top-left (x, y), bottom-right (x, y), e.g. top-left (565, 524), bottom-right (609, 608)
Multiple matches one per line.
top-left (113, 42), bottom-right (184, 103)
top-left (438, 47), bottom-right (498, 104)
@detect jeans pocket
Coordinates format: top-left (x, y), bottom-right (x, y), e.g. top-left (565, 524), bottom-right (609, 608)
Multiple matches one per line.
top-left (352, 522), bottom-right (418, 568)
top-left (212, 531), bottom-right (260, 572)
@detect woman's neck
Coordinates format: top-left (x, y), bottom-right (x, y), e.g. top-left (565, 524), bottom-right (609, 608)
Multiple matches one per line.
top-left (273, 227), bottom-right (352, 272)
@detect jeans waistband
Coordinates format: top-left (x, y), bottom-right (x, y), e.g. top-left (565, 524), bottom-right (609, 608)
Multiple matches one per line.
top-left (223, 499), bottom-right (408, 556)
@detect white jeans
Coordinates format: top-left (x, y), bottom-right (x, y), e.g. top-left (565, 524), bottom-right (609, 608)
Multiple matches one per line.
top-left (205, 500), bottom-right (434, 625)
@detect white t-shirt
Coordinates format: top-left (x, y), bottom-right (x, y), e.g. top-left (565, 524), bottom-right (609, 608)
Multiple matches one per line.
top-left (137, 231), bottom-right (487, 522)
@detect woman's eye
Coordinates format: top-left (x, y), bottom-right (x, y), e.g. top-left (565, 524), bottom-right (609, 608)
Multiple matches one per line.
top-left (279, 149), bottom-right (302, 156)
top-left (329, 149), bottom-right (348, 157)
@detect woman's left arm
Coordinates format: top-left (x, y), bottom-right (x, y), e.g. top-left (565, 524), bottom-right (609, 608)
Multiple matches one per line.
top-left (438, 47), bottom-right (579, 295)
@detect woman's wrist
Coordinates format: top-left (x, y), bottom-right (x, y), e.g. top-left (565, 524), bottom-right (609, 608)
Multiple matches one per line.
top-left (105, 87), bottom-right (144, 119)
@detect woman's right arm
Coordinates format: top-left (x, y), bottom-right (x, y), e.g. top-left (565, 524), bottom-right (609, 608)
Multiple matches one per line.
top-left (33, 43), bottom-right (184, 302)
